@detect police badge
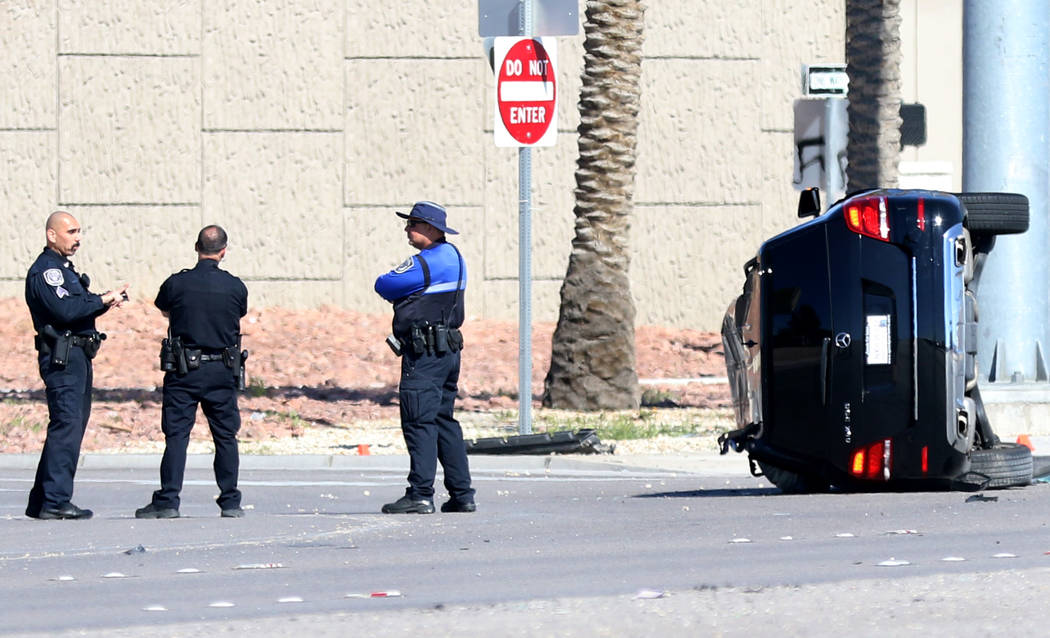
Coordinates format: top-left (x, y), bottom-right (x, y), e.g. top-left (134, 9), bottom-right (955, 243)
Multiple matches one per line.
top-left (394, 258), bottom-right (414, 274)
top-left (43, 268), bottom-right (64, 286)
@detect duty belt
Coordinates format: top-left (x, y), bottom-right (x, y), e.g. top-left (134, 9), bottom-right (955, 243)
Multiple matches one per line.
top-left (199, 353), bottom-right (225, 362)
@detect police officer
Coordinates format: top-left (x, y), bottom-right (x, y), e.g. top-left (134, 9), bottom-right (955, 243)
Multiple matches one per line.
top-left (25, 211), bottom-right (128, 520)
top-left (375, 201), bottom-right (476, 514)
top-left (135, 225), bottom-right (248, 519)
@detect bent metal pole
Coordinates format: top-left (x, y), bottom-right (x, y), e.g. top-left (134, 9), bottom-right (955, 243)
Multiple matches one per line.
top-left (963, 0), bottom-right (1050, 385)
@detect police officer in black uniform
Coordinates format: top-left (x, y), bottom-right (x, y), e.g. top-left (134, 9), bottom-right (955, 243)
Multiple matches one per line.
top-left (25, 211), bottom-right (128, 520)
top-left (135, 225), bottom-right (248, 519)
top-left (375, 201), bottom-right (476, 514)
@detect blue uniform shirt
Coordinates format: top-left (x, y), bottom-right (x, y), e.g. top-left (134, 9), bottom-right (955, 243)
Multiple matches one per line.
top-left (25, 248), bottom-right (107, 335)
top-left (375, 241), bottom-right (466, 339)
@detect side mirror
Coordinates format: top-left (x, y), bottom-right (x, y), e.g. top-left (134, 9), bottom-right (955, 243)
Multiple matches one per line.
top-left (798, 187), bottom-right (821, 218)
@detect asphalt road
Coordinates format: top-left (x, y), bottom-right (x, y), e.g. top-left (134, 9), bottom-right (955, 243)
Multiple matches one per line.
top-left (2, 454), bottom-right (1050, 637)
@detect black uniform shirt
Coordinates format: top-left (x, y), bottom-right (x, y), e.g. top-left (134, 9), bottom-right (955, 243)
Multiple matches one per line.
top-left (155, 259), bottom-right (247, 350)
top-left (25, 248), bottom-right (107, 335)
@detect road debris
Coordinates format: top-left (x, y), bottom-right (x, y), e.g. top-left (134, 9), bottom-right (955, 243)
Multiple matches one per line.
top-left (876, 558), bottom-right (911, 567)
top-left (965, 494), bottom-right (998, 503)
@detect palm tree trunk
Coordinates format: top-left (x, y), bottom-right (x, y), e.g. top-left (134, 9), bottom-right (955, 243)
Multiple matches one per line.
top-left (845, 0), bottom-right (903, 191)
top-left (542, 0), bottom-right (644, 410)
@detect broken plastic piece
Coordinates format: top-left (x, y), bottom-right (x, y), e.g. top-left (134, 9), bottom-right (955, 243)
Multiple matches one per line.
top-left (876, 558), bottom-right (911, 567)
top-left (635, 589), bottom-right (666, 599)
top-left (103, 572), bottom-right (127, 578)
top-left (142, 605), bottom-right (167, 612)
top-left (234, 563), bottom-right (284, 570)
top-left (209, 601), bottom-right (235, 608)
top-left (965, 494), bottom-right (998, 503)
top-left (466, 429), bottom-right (612, 455)
top-left (124, 545), bottom-right (146, 555)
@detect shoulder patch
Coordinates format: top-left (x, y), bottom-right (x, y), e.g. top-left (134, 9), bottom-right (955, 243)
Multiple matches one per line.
top-left (43, 268), bottom-right (64, 287)
top-left (393, 258), bottom-right (414, 274)
top-left (54, 286), bottom-right (69, 299)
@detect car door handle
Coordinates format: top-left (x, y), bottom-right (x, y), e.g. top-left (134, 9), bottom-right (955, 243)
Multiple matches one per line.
top-left (820, 336), bottom-right (831, 406)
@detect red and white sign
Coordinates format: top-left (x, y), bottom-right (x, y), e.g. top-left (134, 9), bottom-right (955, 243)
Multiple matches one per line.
top-left (494, 37), bottom-right (557, 147)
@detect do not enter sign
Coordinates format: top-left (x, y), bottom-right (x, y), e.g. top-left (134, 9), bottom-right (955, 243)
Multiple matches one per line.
top-left (494, 37), bottom-right (558, 147)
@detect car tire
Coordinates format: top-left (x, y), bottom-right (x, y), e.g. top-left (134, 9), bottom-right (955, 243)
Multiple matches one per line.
top-left (756, 460), bottom-right (829, 494)
top-left (957, 192), bottom-right (1029, 235)
top-left (966, 442), bottom-right (1033, 489)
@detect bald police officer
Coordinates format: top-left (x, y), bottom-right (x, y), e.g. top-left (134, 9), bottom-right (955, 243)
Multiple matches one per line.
top-left (375, 201), bottom-right (476, 514)
top-left (135, 225), bottom-right (248, 519)
top-left (25, 211), bottom-right (128, 520)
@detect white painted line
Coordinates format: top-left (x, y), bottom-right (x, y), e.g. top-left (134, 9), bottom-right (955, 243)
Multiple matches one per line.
top-left (499, 81), bottom-right (555, 101)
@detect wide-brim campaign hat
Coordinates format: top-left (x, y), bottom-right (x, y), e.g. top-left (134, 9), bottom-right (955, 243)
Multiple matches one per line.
top-left (396, 201), bottom-right (459, 235)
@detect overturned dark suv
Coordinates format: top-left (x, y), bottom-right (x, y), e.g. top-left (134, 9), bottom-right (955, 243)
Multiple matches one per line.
top-left (719, 188), bottom-right (1032, 492)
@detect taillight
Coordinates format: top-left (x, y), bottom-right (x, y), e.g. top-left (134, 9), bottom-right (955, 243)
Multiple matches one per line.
top-left (849, 439), bottom-right (893, 480)
top-left (845, 196), bottom-right (890, 241)
top-left (916, 197), bottom-right (926, 232)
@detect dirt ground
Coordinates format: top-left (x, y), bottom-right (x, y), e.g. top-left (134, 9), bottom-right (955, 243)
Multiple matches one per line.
top-left (0, 297), bottom-right (730, 454)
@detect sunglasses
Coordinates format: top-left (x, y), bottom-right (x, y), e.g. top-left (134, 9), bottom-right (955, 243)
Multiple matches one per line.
top-left (405, 219), bottom-right (426, 228)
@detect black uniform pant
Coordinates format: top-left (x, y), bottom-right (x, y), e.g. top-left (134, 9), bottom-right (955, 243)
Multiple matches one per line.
top-left (152, 361), bottom-right (241, 510)
top-left (398, 349), bottom-right (474, 502)
top-left (26, 347), bottom-right (93, 516)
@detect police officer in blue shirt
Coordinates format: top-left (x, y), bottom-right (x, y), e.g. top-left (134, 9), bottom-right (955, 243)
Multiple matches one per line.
top-left (135, 225), bottom-right (248, 519)
top-left (375, 201), bottom-right (476, 514)
top-left (25, 211), bottom-right (128, 520)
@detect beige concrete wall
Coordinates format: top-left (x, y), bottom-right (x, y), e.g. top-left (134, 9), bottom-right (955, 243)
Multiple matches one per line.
top-left (1, 0), bottom-right (854, 332)
top-left (899, 0), bottom-right (962, 192)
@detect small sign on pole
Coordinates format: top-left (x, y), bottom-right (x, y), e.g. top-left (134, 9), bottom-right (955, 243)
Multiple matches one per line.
top-left (802, 64), bottom-right (849, 96)
top-left (494, 37), bottom-right (558, 147)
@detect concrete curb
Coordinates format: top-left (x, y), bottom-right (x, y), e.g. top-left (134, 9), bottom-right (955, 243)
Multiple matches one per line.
top-left (0, 451), bottom-right (745, 476)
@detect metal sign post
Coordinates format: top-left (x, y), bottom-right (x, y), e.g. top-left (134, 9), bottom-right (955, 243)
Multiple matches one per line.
top-left (518, 0), bottom-right (534, 435)
top-left (482, 0), bottom-right (571, 435)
